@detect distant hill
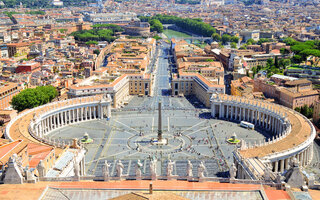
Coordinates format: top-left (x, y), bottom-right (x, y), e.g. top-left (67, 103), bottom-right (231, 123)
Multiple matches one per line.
top-left (0, 0), bottom-right (96, 8)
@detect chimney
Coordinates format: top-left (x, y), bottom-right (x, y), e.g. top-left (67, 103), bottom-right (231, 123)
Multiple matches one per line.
top-left (149, 182), bottom-right (153, 194)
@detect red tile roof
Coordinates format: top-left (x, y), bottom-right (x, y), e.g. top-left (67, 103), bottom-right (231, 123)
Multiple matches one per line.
top-left (0, 140), bottom-right (23, 159)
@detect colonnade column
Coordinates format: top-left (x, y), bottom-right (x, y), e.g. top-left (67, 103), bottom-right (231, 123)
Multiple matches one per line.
top-left (274, 161), bottom-right (278, 172)
top-left (57, 113), bottom-right (60, 127)
top-left (64, 111), bottom-right (67, 125)
top-left (107, 104), bottom-right (111, 120)
top-left (226, 105), bottom-right (229, 119)
top-left (235, 106), bottom-right (238, 120)
top-left (80, 107), bottom-right (83, 121)
top-left (212, 104), bottom-right (216, 117)
top-left (251, 110), bottom-right (254, 123)
top-left (280, 159), bottom-right (284, 172)
top-left (69, 110), bottom-right (72, 124)
top-left (285, 158), bottom-right (289, 170)
top-left (99, 104), bottom-right (103, 119)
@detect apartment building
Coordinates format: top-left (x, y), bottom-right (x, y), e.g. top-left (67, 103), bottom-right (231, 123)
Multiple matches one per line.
top-left (0, 83), bottom-right (22, 110)
top-left (254, 75), bottom-right (319, 109)
top-left (230, 76), bottom-right (253, 98)
top-left (171, 73), bottom-right (225, 107)
top-left (6, 42), bottom-right (30, 58)
top-left (68, 73), bottom-right (152, 108)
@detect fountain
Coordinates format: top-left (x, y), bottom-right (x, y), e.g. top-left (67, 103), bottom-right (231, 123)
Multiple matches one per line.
top-left (227, 132), bottom-right (240, 144)
top-left (80, 132), bottom-right (93, 144)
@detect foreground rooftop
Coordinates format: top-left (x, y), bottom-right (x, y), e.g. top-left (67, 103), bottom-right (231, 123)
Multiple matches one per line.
top-left (0, 180), bottom-right (292, 200)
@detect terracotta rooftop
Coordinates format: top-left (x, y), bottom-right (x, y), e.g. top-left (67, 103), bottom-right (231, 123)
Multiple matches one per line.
top-left (0, 180), bottom-right (291, 200)
top-left (0, 140), bottom-right (22, 160)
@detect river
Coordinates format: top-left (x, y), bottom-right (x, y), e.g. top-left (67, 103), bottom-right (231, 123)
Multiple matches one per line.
top-left (162, 29), bottom-right (191, 39)
top-left (162, 29), bottom-right (207, 48)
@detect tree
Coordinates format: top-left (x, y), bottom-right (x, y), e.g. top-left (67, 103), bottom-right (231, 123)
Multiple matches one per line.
top-left (275, 56), bottom-right (279, 68)
top-left (291, 44), bottom-right (314, 54)
top-left (221, 34), bottom-right (231, 45)
top-left (230, 36), bottom-right (239, 43)
top-left (205, 59), bottom-right (214, 62)
top-left (292, 55), bottom-right (302, 63)
top-left (267, 58), bottom-right (274, 67)
top-left (211, 33), bottom-right (221, 42)
top-left (139, 14), bottom-right (216, 37)
top-left (297, 105), bottom-right (313, 119)
top-left (11, 85), bottom-right (58, 112)
top-left (92, 24), bottom-right (124, 32)
top-left (239, 44), bottom-right (247, 49)
top-left (93, 49), bottom-right (100, 55)
top-left (85, 41), bottom-right (98, 46)
top-left (71, 28), bottom-right (117, 43)
top-left (283, 37), bottom-right (297, 46)
top-left (279, 58), bottom-right (291, 69)
top-left (149, 19), bottom-right (163, 33)
top-left (246, 38), bottom-right (255, 45)
top-left (153, 35), bottom-right (162, 40)
top-left (280, 48), bottom-right (290, 55)
top-left (231, 42), bottom-right (237, 49)
top-left (257, 38), bottom-right (270, 45)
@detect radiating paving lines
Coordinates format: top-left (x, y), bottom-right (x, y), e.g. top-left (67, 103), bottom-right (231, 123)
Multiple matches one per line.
top-left (86, 120), bottom-right (115, 175)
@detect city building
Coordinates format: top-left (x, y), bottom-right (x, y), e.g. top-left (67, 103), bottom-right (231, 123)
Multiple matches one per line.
top-left (313, 100), bottom-right (320, 123)
top-left (230, 76), bottom-right (253, 98)
top-left (0, 83), bottom-right (22, 110)
top-left (16, 62), bottom-right (41, 73)
top-left (124, 20), bottom-right (150, 37)
top-left (68, 73), bottom-right (152, 108)
top-left (7, 43), bottom-right (30, 58)
top-left (254, 75), bottom-right (319, 109)
top-left (171, 73), bottom-right (225, 107)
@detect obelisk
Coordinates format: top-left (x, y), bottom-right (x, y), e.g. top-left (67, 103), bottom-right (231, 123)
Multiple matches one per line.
top-left (158, 101), bottom-right (162, 141)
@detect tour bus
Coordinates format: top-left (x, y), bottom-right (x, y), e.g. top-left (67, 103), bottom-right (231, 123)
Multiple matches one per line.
top-left (240, 121), bottom-right (255, 130)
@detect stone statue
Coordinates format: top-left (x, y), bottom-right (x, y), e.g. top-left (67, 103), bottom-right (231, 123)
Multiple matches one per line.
top-left (187, 160), bottom-right (193, 178)
top-left (167, 160), bottom-right (175, 177)
top-left (150, 158), bottom-right (157, 179)
top-left (264, 168), bottom-right (271, 181)
top-left (229, 163), bottom-right (237, 179)
top-left (25, 168), bottom-right (37, 183)
top-left (291, 157), bottom-right (300, 167)
top-left (198, 161), bottom-right (206, 179)
top-left (73, 161), bottom-right (80, 181)
top-left (72, 138), bottom-right (80, 149)
top-left (32, 112), bottom-right (37, 122)
top-left (276, 172), bottom-right (283, 184)
top-left (3, 154), bottom-right (23, 184)
top-left (103, 160), bottom-right (111, 181)
top-left (37, 160), bottom-right (46, 178)
top-left (116, 160), bottom-right (124, 178)
top-left (135, 160), bottom-right (143, 179)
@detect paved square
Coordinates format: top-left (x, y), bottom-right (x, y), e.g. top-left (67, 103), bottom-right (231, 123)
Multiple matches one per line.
top-left (48, 101), bottom-right (269, 178)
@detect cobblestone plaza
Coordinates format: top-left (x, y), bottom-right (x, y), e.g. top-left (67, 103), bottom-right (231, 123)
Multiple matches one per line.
top-left (47, 96), bottom-right (269, 178)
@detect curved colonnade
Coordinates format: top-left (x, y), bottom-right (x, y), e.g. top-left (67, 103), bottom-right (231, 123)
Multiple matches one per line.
top-left (211, 94), bottom-right (315, 179)
top-left (5, 95), bottom-right (112, 149)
